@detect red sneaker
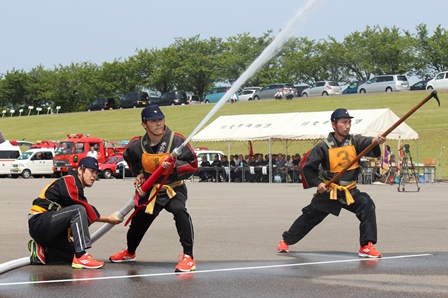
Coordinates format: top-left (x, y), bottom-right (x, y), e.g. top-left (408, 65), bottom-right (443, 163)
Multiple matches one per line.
top-left (109, 249), bottom-right (136, 263)
top-left (174, 254), bottom-right (196, 272)
top-left (359, 242), bottom-right (382, 258)
top-left (72, 253), bottom-right (104, 269)
top-left (277, 240), bottom-right (289, 253)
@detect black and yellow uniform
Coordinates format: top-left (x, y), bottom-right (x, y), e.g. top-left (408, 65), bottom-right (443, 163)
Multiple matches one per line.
top-left (28, 171), bottom-right (100, 263)
top-left (282, 132), bottom-right (381, 247)
top-left (123, 126), bottom-right (198, 257)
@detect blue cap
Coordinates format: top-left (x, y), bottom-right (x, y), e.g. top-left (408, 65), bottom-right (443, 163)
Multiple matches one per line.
top-left (331, 108), bottom-right (353, 122)
top-left (78, 157), bottom-right (100, 171)
top-left (141, 105), bottom-right (165, 122)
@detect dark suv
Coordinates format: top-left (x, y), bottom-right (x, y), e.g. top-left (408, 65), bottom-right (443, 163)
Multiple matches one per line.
top-left (119, 92), bottom-right (150, 109)
top-left (86, 98), bottom-right (116, 111)
top-left (155, 91), bottom-right (189, 106)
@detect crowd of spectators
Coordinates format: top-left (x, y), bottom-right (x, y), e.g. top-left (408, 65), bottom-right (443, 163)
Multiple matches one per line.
top-left (197, 152), bottom-right (303, 183)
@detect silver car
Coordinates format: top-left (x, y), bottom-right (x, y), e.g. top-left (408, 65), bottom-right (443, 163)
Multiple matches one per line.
top-left (301, 81), bottom-right (342, 97)
top-left (358, 75), bottom-right (409, 93)
top-left (252, 83), bottom-right (295, 100)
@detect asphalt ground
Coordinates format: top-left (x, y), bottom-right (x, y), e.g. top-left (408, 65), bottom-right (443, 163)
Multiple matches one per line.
top-left (0, 178), bottom-right (447, 297)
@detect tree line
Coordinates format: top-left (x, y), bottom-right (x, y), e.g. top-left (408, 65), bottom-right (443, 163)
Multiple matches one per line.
top-left (0, 23), bottom-right (447, 114)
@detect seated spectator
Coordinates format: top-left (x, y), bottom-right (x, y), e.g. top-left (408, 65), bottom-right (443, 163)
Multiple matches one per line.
top-left (199, 156), bottom-right (211, 182)
top-left (210, 155), bottom-right (222, 182)
top-left (274, 153), bottom-right (287, 182)
top-left (261, 154), bottom-right (273, 182)
top-left (247, 155), bottom-right (257, 182)
top-left (229, 155), bottom-right (237, 182)
top-left (221, 155), bottom-right (230, 182)
top-left (233, 154), bottom-right (247, 182)
top-left (254, 154), bottom-right (266, 183)
top-left (292, 153), bottom-right (302, 183)
top-left (285, 154), bottom-right (294, 182)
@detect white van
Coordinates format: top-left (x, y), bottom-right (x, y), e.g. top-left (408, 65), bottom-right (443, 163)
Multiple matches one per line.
top-left (194, 148), bottom-right (224, 163)
top-left (10, 148), bottom-right (55, 178)
top-left (358, 75), bottom-right (409, 93)
top-left (426, 71), bottom-right (448, 90)
top-left (0, 140), bottom-right (22, 177)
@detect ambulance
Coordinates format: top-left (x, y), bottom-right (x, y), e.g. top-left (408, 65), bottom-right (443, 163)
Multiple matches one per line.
top-left (0, 140), bottom-right (22, 177)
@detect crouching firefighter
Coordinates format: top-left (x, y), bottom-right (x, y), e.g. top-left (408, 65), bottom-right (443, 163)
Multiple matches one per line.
top-left (28, 157), bottom-right (123, 269)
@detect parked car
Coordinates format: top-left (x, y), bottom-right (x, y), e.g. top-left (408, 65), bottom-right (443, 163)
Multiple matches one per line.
top-left (189, 95), bottom-right (202, 104)
top-left (410, 80), bottom-right (428, 91)
top-left (10, 148), bottom-right (55, 178)
top-left (252, 83), bottom-right (295, 100)
top-left (342, 80), bottom-right (367, 94)
top-left (358, 75), bottom-right (410, 93)
top-left (426, 71), bottom-right (448, 90)
top-left (194, 148), bottom-right (224, 163)
top-left (86, 98), bottom-right (116, 111)
top-left (242, 86), bottom-right (261, 92)
top-left (119, 92), bottom-right (151, 109)
top-left (115, 159), bottom-right (133, 178)
top-left (301, 81), bottom-right (342, 97)
top-left (294, 85), bottom-right (310, 97)
top-left (204, 86), bottom-right (239, 103)
top-left (238, 89), bottom-right (257, 101)
top-left (99, 154), bottom-right (124, 179)
top-left (154, 91), bottom-right (189, 106)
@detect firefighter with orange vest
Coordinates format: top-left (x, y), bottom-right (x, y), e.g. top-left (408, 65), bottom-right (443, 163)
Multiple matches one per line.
top-left (277, 108), bottom-right (386, 258)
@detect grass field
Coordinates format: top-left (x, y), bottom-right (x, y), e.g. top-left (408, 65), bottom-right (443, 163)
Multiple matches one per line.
top-left (1, 90), bottom-right (447, 178)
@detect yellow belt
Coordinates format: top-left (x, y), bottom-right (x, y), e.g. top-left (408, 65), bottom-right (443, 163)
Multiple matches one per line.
top-left (324, 180), bottom-right (357, 205)
top-left (145, 181), bottom-right (183, 214)
top-left (29, 205), bottom-right (48, 214)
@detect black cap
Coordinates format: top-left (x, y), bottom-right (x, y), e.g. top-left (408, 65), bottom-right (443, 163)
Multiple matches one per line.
top-left (141, 104), bottom-right (165, 122)
top-left (78, 157), bottom-right (100, 171)
top-left (331, 108), bottom-right (353, 122)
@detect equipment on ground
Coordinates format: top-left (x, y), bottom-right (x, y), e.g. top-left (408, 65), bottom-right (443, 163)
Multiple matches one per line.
top-left (397, 144), bottom-right (420, 192)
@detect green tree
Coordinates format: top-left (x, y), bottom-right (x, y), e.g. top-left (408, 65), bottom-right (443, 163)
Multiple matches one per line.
top-left (218, 32), bottom-right (273, 87)
top-left (415, 24), bottom-right (448, 77)
top-left (169, 35), bottom-right (225, 98)
top-left (0, 69), bottom-right (29, 109)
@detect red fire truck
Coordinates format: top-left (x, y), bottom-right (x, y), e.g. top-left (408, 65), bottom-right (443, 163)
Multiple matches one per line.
top-left (52, 134), bottom-right (125, 176)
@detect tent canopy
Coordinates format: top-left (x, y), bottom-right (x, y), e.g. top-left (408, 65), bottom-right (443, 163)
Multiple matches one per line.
top-left (192, 109), bottom-right (418, 142)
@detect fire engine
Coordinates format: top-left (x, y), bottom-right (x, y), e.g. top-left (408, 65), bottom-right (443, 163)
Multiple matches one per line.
top-left (52, 134), bottom-right (125, 176)
top-left (30, 140), bottom-right (59, 149)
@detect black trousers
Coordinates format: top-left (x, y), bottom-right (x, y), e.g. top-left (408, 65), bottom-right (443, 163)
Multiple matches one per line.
top-left (29, 205), bottom-right (92, 263)
top-left (282, 192), bottom-right (377, 247)
top-left (126, 195), bottom-right (194, 257)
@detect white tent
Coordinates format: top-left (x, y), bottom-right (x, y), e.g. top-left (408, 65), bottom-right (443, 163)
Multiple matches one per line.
top-left (192, 109), bottom-right (418, 183)
top-left (192, 109), bottom-right (418, 142)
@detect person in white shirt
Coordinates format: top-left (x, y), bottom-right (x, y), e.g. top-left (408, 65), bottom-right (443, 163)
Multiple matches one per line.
top-left (87, 146), bottom-right (98, 159)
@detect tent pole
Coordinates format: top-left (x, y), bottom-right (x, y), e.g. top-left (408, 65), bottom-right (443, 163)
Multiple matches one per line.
top-left (228, 141), bottom-right (231, 183)
top-left (269, 137), bottom-right (272, 184)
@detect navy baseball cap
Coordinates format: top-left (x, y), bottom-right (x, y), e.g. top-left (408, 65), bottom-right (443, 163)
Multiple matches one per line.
top-left (141, 105), bottom-right (165, 122)
top-left (78, 157), bottom-right (100, 171)
top-left (331, 108), bottom-right (353, 122)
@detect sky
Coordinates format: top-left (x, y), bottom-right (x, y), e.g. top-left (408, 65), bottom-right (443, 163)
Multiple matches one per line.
top-left (1, 0), bottom-right (447, 84)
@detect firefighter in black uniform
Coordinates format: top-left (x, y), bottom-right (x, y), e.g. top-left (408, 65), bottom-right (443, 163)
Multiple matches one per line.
top-left (28, 157), bottom-right (123, 269)
top-left (277, 108), bottom-right (386, 258)
top-left (109, 104), bottom-right (198, 272)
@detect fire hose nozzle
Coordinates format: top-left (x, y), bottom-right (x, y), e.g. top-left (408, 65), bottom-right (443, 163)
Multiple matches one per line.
top-left (171, 146), bottom-right (183, 159)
